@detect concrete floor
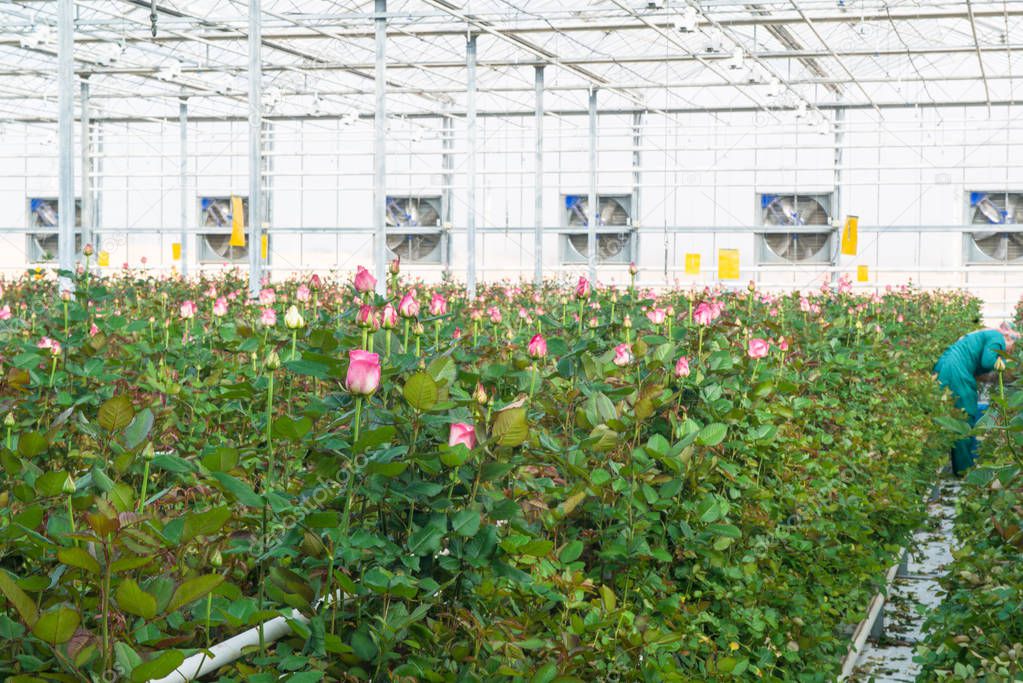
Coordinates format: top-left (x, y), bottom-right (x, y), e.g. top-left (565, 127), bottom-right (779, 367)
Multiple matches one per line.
top-left (849, 478), bottom-right (960, 682)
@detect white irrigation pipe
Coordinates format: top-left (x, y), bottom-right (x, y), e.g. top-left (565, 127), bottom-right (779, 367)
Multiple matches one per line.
top-left (150, 592), bottom-right (344, 683)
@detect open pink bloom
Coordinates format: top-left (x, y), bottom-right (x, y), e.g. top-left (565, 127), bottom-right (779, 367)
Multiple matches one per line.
top-left (777, 337), bottom-right (789, 352)
top-left (213, 297), bottom-right (228, 317)
top-left (296, 284), bottom-right (311, 302)
top-left (748, 338), bottom-right (769, 359)
top-left (575, 277), bottom-right (591, 300)
top-left (259, 307), bottom-right (277, 327)
top-left (429, 293), bottom-right (447, 316)
top-left (38, 337), bottom-right (61, 356)
top-left (205, 285), bottom-right (218, 299)
top-left (613, 343), bottom-right (633, 367)
top-left (353, 265), bottom-right (376, 294)
top-left (527, 333), bottom-right (547, 359)
top-left (488, 307), bottom-right (502, 324)
top-left (896, 314), bottom-right (904, 323)
top-left (449, 422), bottom-right (477, 449)
top-left (89, 323), bottom-right (99, 337)
top-left (380, 302), bottom-right (398, 329)
top-left (452, 327), bottom-right (462, 340)
top-left (346, 349), bottom-right (381, 396)
top-left (646, 308), bottom-right (667, 325)
top-left (398, 292), bottom-right (419, 318)
top-left (0, 305), bottom-right (10, 321)
top-left (356, 304), bottom-right (374, 327)
top-left (675, 356), bottom-right (691, 378)
top-left (259, 288), bottom-right (276, 306)
top-left (469, 309), bottom-right (483, 322)
top-left (693, 302), bottom-right (714, 326)
top-left (179, 300), bottom-right (197, 319)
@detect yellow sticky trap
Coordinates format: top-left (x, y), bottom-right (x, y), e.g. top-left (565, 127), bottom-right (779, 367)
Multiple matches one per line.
top-left (841, 215), bottom-right (859, 256)
top-left (171, 242), bottom-right (181, 261)
top-left (260, 234), bottom-right (268, 260)
top-left (718, 248), bottom-right (740, 280)
top-left (684, 253), bottom-right (701, 276)
top-left (229, 195), bottom-right (246, 247)
top-left (97, 251), bottom-right (109, 267)
top-left (857, 265), bottom-right (869, 282)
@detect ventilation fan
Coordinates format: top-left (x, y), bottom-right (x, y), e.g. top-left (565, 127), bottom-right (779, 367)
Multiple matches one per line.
top-left (757, 193), bottom-right (834, 264)
top-left (561, 195), bottom-right (633, 264)
top-left (385, 196), bottom-right (444, 264)
top-left (198, 196), bottom-right (248, 263)
top-left (760, 193), bottom-right (831, 226)
top-left (27, 198), bottom-right (82, 262)
top-left (966, 192), bottom-right (1023, 263)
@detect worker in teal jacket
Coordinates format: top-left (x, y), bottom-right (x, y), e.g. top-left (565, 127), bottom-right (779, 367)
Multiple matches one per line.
top-left (934, 324), bottom-right (1018, 473)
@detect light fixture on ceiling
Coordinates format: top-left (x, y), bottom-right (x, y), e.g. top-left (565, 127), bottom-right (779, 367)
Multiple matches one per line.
top-left (96, 41), bottom-right (124, 66)
top-left (674, 6), bottom-right (699, 33)
top-left (156, 58), bottom-right (182, 81)
top-left (727, 46), bottom-right (745, 70)
top-left (795, 100), bottom-right (808, 118)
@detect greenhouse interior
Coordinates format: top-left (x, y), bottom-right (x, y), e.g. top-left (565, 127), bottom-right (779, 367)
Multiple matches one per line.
top-left (0, 0), bottom-right (1022, 681)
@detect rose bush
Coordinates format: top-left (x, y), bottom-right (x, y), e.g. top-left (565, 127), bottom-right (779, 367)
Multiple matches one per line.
top-left (0, 267), bottom-right (978, 681)
top-left (917, 337), bottom-right (1023, 681)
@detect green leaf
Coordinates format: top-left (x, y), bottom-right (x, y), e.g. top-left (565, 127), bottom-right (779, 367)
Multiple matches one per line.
top-left (98, 395), bottom-right (135, 432)
top-left (130, 650), bottom-right (185, 682)
top-left (202, 447), bottom-right (239, 473)
top-left (57, 548), bottom-right (100, 575)
top-left (122, 409), bottom-right (154, 450)
top-left (272, 416), bottom-right (313, 442)
top-left (403, 372), bottom-right (439, 412)
top-left (115, 579), bottom-right (158, 620)
top-left (492, 407), bottom-right (528, 447)
top-left (181, 506), bottom-right (232, 543)
top-left (0, 570), bottom-right (39, 625)
top-left (17, 431), bottom-right (48, 458)
top-left (210, 472), bottom-right (263, 507)
top-left (426, 356), bottom-right (457, 386)
top-left (532, 662), bottom-right (559, 683)
top-left (599, 585), bottom-right (617, 612)
top-left (407, 525), bottom-right (444, 556)
top-left (30, 607), bottom-right (79, 644)
top-left (108, 482), bottom-right (135, 513)
top-left (166, 574), bottom-right (224, 613)
top-left (451, 510), bottom-right (481, 537)
top-left (697, 422), bottom-right (728, 447)
top-left (559, 540), bottom-right (584, 563)
top-left (35, 471), bottom-right (71, 497)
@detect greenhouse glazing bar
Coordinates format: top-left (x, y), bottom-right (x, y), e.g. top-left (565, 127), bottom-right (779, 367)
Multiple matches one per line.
top-left (534, 65), bottom-right (543, 287)
top-left (588, 87), bottom-right (598, 284)
top-left (56, 0), bottom-right (74, 292)
top-left (80, 80), bottom-right (92, 254)
top-left (466, 33), bottom-right (477, 299)
top-left (247, 0), bottom-right (263, 300)
top-left (373, 0), bottom-right (387, 297)
top-left (179, 99), bottom-right (188, 277)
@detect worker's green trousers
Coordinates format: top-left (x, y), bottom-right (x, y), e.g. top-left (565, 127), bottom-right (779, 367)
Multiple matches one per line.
top-left (938, 373), bottom-right (980, 474)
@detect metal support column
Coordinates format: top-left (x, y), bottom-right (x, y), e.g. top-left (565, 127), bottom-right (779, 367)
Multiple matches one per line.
top-left (373, 0), bottom-right (387, 297)
top-left (631, 110), bottom-right (643, 267)
top-left (57, 0), bottom-right (74, 291)
top-left (179, 99), bottom-right (189, 276)
top-left (533, 66), bottom-right (544, 286)
top-left (80, 80), bottom-right (92, 254)
top-left (247, 0), bottom-right (263, 297)
top-left (442, 111), bottom-right (454, 269)
top-left (466, 34), bottom-right (478, 298)
top-left (587, 87), bottom-right (598, 284)
top-left (833, 108), bottom-right (845, 283)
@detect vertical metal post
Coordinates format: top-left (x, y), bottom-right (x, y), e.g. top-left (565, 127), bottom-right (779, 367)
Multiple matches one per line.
top-left (247, 0), bottom-right (263, 297)
top-left (441, 111), bottom-right (454, 268)
top-left (833, 108), bottom-right (845, 284)
top-left (57, 0), bottom-right (75, 291)
top-left (466, 34), bottom-right (478, 298)
top-left (631, 110), bottom-right (643, 268)
top-left (80, 80), bottom-right (92, 254)
top-left (533, 66), bottom-right (544, 286)
top-left (587, 87), bottom-right (598, 284)
top-left (373, 0), bottom-right (387, 296)
top-left (179, 99), bottom-right (189, 276)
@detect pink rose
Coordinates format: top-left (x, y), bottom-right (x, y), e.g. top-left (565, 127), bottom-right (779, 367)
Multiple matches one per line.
top-left (346, 349), bottom-right (381, 396)
top-left (296, 284), bottom-right (311, 302)
top-left (259, 288), bottom-right (276, 305)
top-left (747, 338), bottom-right (769, 359)
top-left (179, 300), bottom-right (197, 319)
top-left (429, 293), bottom-right (447, 316)
top-left (613, 343), bottom-right (633, 367)
top-left (646, 308), bottom-right (666, 325)
top-left (693, 302), bottom-right (714, 326)
top-left (527, 333), bottom-right (547, 359)
top-left (448, 422), bottom-right (477, 449)
top-left (213, 297), bottom-right (228, 317)
top-left (259, 307), bottom-right (277, 327)
top-left (675, 356), bottom-right (691, 378)
top-left (353, 265), bottom-right (376, 294)
top-left (380, 303), bottom-right (398, 329)
top-left (398, 292), bottom-right (419, 318)
top-left (575, 277), bottom-right (591, 300)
